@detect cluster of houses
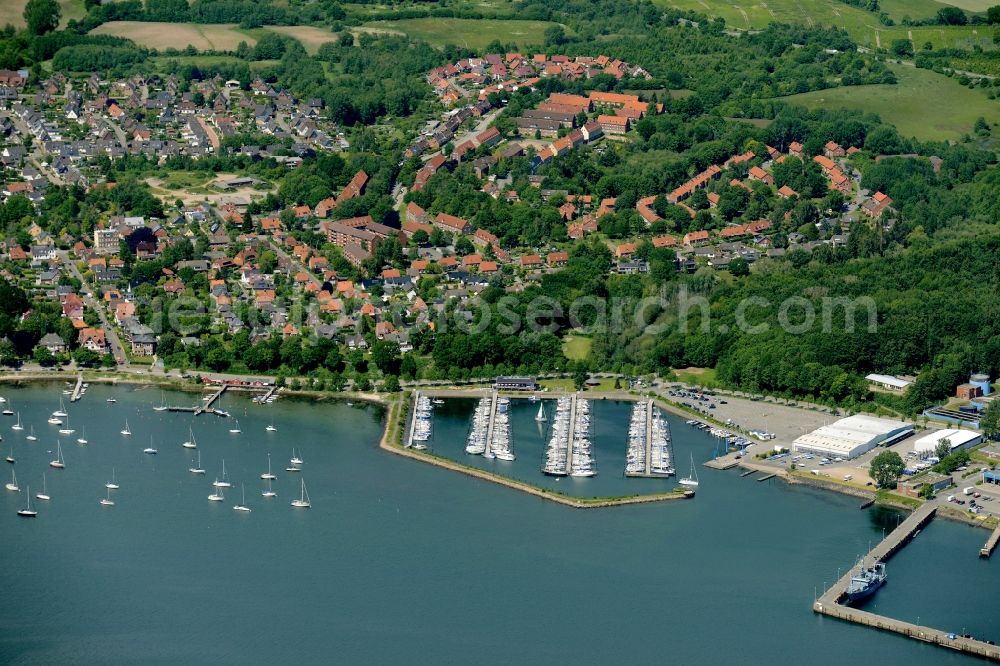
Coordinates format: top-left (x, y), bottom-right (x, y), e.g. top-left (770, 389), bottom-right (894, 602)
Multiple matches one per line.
top-left (427, 52), bottom-right (651, 107)
top-left (0, 71), bottom-right (347, 206)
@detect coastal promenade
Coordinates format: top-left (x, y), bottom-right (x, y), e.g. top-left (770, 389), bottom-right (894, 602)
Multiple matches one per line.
top-left (815, 504), bottom-right (1000, 662)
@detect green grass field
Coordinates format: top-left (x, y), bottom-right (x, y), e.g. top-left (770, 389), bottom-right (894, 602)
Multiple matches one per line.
top-left (779, 64), bottom-right (999, 141)
top-left (673, 367), bottom-right (719, 387)
top-left (876, 25), bottom-right (998, 51)
top-left (362, 18), bottom-right (562, 49)
top-left (562, 334), bottom-right (593, 361)
top-left (0, 0), bottom-right (85, 28)
top-left (661, 0), bottom-right (955, 46)
top-left (91, 22), bottom-right (256, 51)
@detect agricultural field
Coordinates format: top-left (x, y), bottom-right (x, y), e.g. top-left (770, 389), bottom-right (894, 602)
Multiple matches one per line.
top-left (361, 18), bottom-right (562, 49)
top-left (90, 22), bottom-right (256, 52)
top-left (876, 24), bottom-right (999, 51)
top-left (264, 26), bottom-right (338, 54)
top-left (0, 0), bottom-right (85, 28)
top-left (662, 0), bottom-right (953, 45)
top-left (779, 64), bottom-right (999, 142)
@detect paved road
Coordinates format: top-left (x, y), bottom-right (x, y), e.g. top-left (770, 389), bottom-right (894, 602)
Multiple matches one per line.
top-left (421, 107), bottom-right (502, 163)
top-left (61, 252), bottom-right (129, 366)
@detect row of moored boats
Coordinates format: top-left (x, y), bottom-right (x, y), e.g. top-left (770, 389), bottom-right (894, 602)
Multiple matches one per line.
top-left (625, 402), bottom-right (674, 476)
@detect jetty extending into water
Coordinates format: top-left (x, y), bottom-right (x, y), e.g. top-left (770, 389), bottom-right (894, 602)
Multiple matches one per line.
top-left (981, 523), bottom-right (1000, 558)
top-left (814, 504), bottom-right (1000, 662)
top-left (69, 375), bottom-right (84, 402)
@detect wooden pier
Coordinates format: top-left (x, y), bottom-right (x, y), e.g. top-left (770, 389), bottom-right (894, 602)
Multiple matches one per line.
top-left (195, 385), bottom-right (227, 415)
top-left (69, 375), bottom-right (84, 402)
top-left (980, 524), bottom-right (1000, 558)
top-left (564, 393), bottom-right (578, 475)
top-left (813, 504), bottom-right (1000, 662)
top-left (483, 391), bottom-right (498, 457)
top-left (757, 473), bottom-right (776, 482)
top-left (259, 384), bottom-right (280, 403)
top-left (740, 469), bottom-right (756, 477)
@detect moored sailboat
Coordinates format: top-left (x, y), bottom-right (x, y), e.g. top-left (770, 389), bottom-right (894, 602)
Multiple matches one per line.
top-left (679, 454), bottom-right (699, 487)
top-left (49, 442), bottom-right (65, 469)
top-left (36, 473), bottom-right (50, 501)
top-left (17, 487), bottom-right (37, 517)
top-left (189, 451), bottom-right (205, 475)
top-left (233, 484), bottom-right (251, 512)
top-left (291, 479), bottom-right (311, 508)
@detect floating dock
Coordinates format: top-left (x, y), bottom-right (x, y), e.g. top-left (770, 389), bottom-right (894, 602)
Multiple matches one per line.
top-left (757, 473), bottom-right (776, 482)
top-left (740, 469), bottom-right (756, 477)
top-left (813, 504), bottom-right (1000, 662)
top-left (484, 390), bottom-right (499, 458)
top-left (564, 393), bottom-right (578, 475)
top-left (981, 524), bottom-right (1000, 558)
top-left (69, 375), bottom-right (84, 402)
top-left (406, 391), bottom-right (421, 448)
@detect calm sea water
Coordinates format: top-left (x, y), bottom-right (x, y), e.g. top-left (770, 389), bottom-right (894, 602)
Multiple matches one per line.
top-left (0, 383), bottom-right (996, 664)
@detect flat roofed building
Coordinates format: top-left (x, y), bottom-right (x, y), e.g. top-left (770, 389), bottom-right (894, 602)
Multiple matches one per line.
top-left (793, 414), bottom-right (913, 460)
top-left (495, 376), bottom-right (538, 391)
top-left (912, 428), bottom-right (981, 457)
top-left (865, 373), bottom-right (912, 391)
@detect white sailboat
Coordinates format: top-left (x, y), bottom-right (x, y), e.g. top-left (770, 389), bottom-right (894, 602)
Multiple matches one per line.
top-left (47, 415), bottom-right (62, 425)
top-left (52, 397), bottom-right (67, 418)
top-left (212, 460), bottom-right (231, 488)
top-left (77, 427), bottom-right (88, 445)
top-left (208, 485), bottom-right (225, 502)
top-left (290, 450), bottom-right (303, 466)
top-left (260, 453), bottom-right (276, 480)
top-left (679, 454), bottom-right (699, 487)
top-left (228, 419), bottom-right (241, 434)
top-left (2, 400), bottom-right (13, 415)
top-left (265, 418), bottom-right (276, 433)
top-left (106, 468), bottom-right (119, 490)
top-left (100, 487), bottom-right (115, 506)
top-left (291, 479), bottom-right (311, 508)
top-left (58, 415), bottom-right (75, 435)
top-left (535, 403), bottom-right (546, 422)
top-left (5, 446), bottom-right (13, 463)
top-left (17, 486), bottom-right (37, 517)
top-left (11, 413), bottom-right (23, 431)
top-left (5, 468), bottom-right (18, 491)
top-left (106, 397), bottom-right (116, 404)
top-left (25, 426), bottom-right (36, 442)
top-left (143, 436), bottom-right (157, 454)
top-left (120, 420), bottom-right (131, 436)
top-left (153, 392), bottom-right (168, 412)
top-left (36, 473), bottom-right (50, 501)
top-left (182, 427), bottom-right (197, 449)
top-left (189, 451), bottom-right (205, 475)
top-left (261, 478), bottom-right (276, 498)
top-left (49, 442), bottom-right (65, 469)
top-left (233, 484), bottom-right (251, 512)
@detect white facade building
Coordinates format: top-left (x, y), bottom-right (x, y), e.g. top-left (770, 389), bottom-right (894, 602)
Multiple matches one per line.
top-left (793, 415), bottom-right (914, 460)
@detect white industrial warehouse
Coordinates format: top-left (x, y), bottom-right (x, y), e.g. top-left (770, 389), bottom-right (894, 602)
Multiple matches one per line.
top-left (792, 415), bottom-right (914, 460)
top-left (912, 428), bottom-right (982, 457)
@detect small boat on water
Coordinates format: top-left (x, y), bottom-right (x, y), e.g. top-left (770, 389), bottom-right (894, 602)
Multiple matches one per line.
top-left (212, 460), bottom-right (231, 488)
top-left (36, 473), bottom-right (50, 501)
top-left (229, 419), bottom-right (241, 434)
top-left (189, 451), bottom-right (205, 475)
top-left (1, 401), bottom-right (12, 416)
top-left (11, 413), bottom-right (22, 431)
top-left (5, 446), bottom-right (13, 464)
top-left (25, 426), bottom-right (36, 442)
top-left (153, 392), bottom-right (168, 412)
top-left (679, 454), bottom-right (699, 487)
top-left (290, 450), bottom-right (303, 466)
top-left (52, 397), bottom-right (67, 418)
top-left (106, 397), bottom-right (117, 404)
top-left (100, 487), bottom-right (115, 506)
top-left (6, 468), bottom-right (18, 491)
top-left (291, 479), bottom-right (311, 508)
top-left (49, 442), bottom-right (65, 469)
top-left (265, 418), bottom-right (276, 433)
top-left (77, 427), bottom-right (88, 445)
top-left (106, 468), bottom-right (119, 490)
top-left (233, 484), bottom-right (251, 513)
top-left (262, 478), bottom-right (276, 498)
top-left (143, 436), bottom-right (158, 455)
top-left (431, 398), bottom-right (445, 405)
top-left (47, 416), bottom-right (62, 426)
top-left (182, 428), bottom-right (197, 449)
top-left (58, 416), bottom-right (75, 435)
top-left (260, 454), bottom-right (276, 480)
top-left (120, 420), bottom-right (131, 436)
top-left (208, 486), bottom-right (225, 502)
top-left (535, 403), bottom-right (546, 422)
top-left (17, 486), bottom-right (37, 517)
